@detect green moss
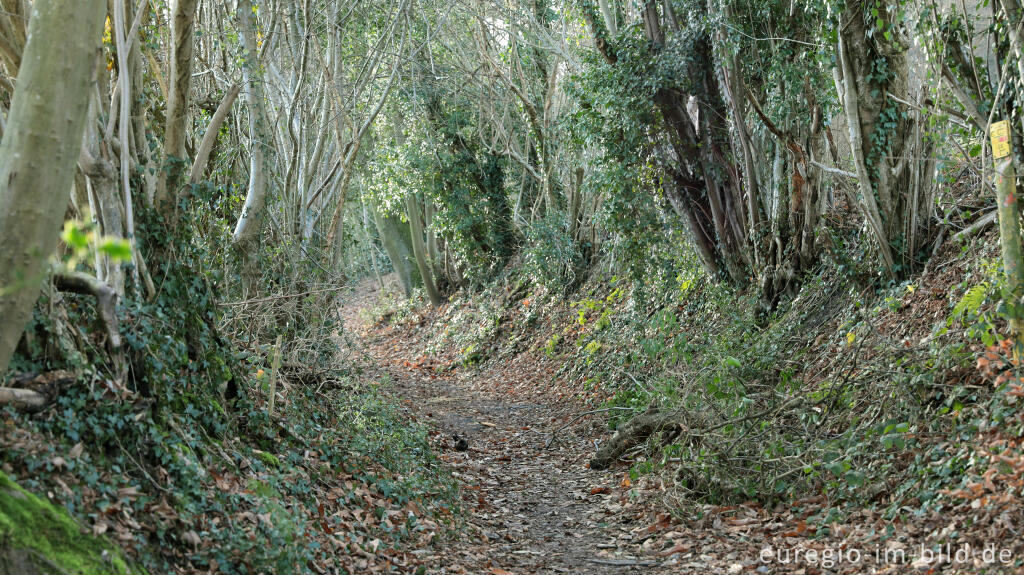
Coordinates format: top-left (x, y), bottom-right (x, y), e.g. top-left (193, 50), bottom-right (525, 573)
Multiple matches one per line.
top-left (0, 472), bottom-right (135, 574)
top-left (254, 451), bottom-right (281, 468)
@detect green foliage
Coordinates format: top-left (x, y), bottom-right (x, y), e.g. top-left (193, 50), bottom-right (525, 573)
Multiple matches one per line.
top-left (949, 260), bottom-right (1005, 347)
top-left (3, 177), bottom-right (457, 573)
top-left (369, 97), bottom-right (518, 284)
top-left (522, 212), bottom-right (583, 292)
top-left (61, 218), bottom-right (133, 269)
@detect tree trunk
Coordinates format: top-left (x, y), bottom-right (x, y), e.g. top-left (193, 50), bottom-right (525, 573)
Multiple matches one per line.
top-left (189, 84), bottom-right (240, 184)
top-left (405, 194), bottom-right (443, 306)
top-left (232, 0), bottom-right (273, 284)
top-left (0, 0), bottom-right (107, 375)
top-left (155, 0), bottom-right (199, 213)
top-left (372, 206), bottom-right (417, 298)
top-left (994, 154), bottom-right (1024, 354)
top-left (836, 6), bottom-right (933, 276)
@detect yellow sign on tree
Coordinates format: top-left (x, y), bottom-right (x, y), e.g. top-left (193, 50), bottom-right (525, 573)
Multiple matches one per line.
top-left (991, 120), bottom-right (1012, 160)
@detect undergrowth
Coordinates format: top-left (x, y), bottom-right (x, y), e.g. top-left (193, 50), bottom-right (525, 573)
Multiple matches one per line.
top-left (1, 183), bottom-right (457, 573)
top-left (369, 222), bottom-right (1020, 528)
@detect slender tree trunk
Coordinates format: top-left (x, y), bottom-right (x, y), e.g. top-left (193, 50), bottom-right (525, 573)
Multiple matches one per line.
top-left (0, 0), bottom-right (107, 375)
top-left (232, 0), bottom-right (273, 285)
top-left (155, 0), bottom-right (199, 213)
top-left (361, 198), bottom-right (385, 290)
top-left (189, 84), bottom-right (240, 184)
top-left (994, 153), bottom-right (1024, 354)
top-left (405, 194), bottom-right (443, 306)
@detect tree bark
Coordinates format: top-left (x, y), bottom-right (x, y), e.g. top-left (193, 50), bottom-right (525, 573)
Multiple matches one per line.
top-left (994, 155), bottom-right (1024, 354)
top-left (372, 206), bottom-right (418, 298)
top-left (155, 0), bottom-right (199, 212)
top-left (53, 270), bottom-right (124, 378)
top-left (405, 194), bottom-right (443, 306)
top-left (0, 387), bottom-right (47, 411)
top-left (232, 0), bottom-right (273, 283)
top-left (189, 84), bottom-right (240, 184)
top-left (0, 0), bottom-right (107, 375)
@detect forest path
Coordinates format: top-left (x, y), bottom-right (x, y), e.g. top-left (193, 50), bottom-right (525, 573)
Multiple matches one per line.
top-left (338, 278), bottom-right (690, 574)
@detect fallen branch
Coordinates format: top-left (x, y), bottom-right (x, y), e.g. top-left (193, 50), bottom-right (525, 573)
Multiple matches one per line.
top-left (589, 409), bottom-right (683, 470)
top-left (952, 210), bottom-right (997, 243)
top-left (0, 387), bottom-right (47, 411)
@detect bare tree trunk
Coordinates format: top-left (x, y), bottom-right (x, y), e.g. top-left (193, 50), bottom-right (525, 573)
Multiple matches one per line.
top-left (189, 84), bottom-right (240, 184)
top-left (0, 0), bottom-right (106, 375)
top-left (232, 0), bottom-right (273, 285)
top-left (405, 194), bottom-right (443, 306)
top-left (155, 0), bottom-right (199, 213)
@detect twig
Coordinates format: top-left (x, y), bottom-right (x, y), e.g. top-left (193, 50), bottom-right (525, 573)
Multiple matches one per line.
top-left (115, 435), bottom-right (171, 494)
top-left (698, 396), bottom-right (804, 436)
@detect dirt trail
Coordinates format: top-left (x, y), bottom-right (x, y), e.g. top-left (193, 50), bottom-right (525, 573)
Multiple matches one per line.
top-left (334, 276), bottom-right (1024, 575)
top-left (339, 280), bottom-right (690, 574)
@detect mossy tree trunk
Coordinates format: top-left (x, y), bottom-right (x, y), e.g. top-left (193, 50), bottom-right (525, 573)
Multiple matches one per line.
top-left (994, 155), bottom-right (1024, 353)
top-left (372, 205), bottom-right (419, 298)
top-left (0, 0), bottom-right (107, 376)
top-left (835, 4), bottom-right (934, 277)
